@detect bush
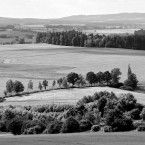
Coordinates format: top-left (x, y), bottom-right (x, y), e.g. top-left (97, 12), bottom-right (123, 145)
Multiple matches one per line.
top-left (2, 108), bottom-right (16, 120)
top-left (103, 126), bottom-right (112, 132)
top-left (140, 108), bottom-right (145, 121)
top-left (47, 121), bottom-right (62, 134)
top-left (105, 109), bottom-right (134, 132)
top-left (25, 127), bottom-right (36, 134)
top-left (33, 125), bottom-right (42, 134)
top-left (8, 118), bottom-right (24, 135)
top-left (120, 86), bottom-right (133, 91)
top-left (79, 120), bottom-right (92, 132)
top-left (90, 125), bottom-right (100, 132)
top-left (133, 120), bottom-right (144, 129)
top-left (22, 123), bottom-right (45, 135)
top-left (0, 121), bottom-right (7, 132)
top-left (112, 118), bottom-right (134, 132)
top-left (21, 120), bottom-right (35, 132)
top-left (135, 103), bottom-right (144, 112)
top-left (84, 112), bottom-right (96, 125)
top-left (109, 82), bottom-right (124, 88)
top-left (137, 125), bottom-right (145, 132)
top-left (43, 129), bottom-right (49, 134)
top-left (129, 109), bottom-right (141, 120)
top-left (61, 117), bottom-right (80, 133)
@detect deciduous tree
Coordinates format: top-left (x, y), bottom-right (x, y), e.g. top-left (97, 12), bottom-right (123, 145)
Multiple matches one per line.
top-left (86, 72), bottom-right (97, 86)
top-left (42, 80), bottom-right (48, 90)
top-left (67, 72), bottom-right (79, 86)
top-left (13, 80), bottom-right (24, 94)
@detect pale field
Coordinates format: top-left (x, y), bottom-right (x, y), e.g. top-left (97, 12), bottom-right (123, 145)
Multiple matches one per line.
top-left (1, 132), bottom-right (145, 145)
top-left (2, 87), bottom-right (145, 106)
top-left (0, 43), bottom-right (145, 96)
top-left (83, 29), bottom-right (139, 35)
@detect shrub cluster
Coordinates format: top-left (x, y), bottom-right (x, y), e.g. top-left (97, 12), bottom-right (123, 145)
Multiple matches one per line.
top-left (0, 91), bottom-right (145, 135)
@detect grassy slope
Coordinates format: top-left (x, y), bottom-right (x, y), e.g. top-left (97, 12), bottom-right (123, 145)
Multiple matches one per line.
top-left (0, 44), bottom-right (145, 95)
top-left (2, 87), bottom-right (145, 106)
top-left (1, 132), bottom-right (145, 145)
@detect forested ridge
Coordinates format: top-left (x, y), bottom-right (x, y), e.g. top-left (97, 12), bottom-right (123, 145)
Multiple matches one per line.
top-left (36, 30), bottom-right (145, 50)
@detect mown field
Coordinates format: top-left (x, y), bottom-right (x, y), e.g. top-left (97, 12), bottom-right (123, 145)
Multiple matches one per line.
top-left (0, 43), bottom-right (145, 96)
top-left (1, 132), bottom-right (145, 145)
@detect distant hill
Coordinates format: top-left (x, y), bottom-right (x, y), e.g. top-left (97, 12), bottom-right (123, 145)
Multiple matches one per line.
top-left (1, 13), bottom-right (145, 25)
top-left (60, 13), bottom-right (145, 22)
top-left (0, 17), bottom-right (51, 25)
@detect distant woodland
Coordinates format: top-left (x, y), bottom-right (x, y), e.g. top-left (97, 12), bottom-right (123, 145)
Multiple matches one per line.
top-left (36, 30), bottom-right (145, 50)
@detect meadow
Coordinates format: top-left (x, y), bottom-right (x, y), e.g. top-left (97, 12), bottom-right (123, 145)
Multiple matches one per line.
top-left (1, 132), bottom-right (145, 145)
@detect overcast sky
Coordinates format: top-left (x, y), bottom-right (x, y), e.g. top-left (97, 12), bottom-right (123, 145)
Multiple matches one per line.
top-left (0, 0), bottom-right (145, 19)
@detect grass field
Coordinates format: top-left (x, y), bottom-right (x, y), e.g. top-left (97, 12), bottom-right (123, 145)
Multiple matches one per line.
top-left (1, 132), bottom-right (145, 145)
top-left (0, 43), bottom-right (145, 96)
top-left (2, 87), bottom-right (145, 106)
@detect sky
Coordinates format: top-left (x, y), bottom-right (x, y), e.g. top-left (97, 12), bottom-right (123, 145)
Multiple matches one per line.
top-left (0, 0), bottom-right (145, 19)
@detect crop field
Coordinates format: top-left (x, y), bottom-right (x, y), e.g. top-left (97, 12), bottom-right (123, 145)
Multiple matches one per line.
top-left (1, 132), bottom-right (145, 145)
top-left (83, 29), bottom-right (139, 35)
top-left (0, 44), bottom-right (144, 96)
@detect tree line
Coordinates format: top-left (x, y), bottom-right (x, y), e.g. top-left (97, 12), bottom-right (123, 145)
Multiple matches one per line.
top-left (36, 30), bottom-right (145, 50)
top-left (4, 66), bottom-right (138, 97)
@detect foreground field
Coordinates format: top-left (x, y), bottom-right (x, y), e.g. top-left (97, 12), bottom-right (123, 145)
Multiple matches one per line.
top-left (0, 43), bottom-right (145, 96)
top-left (1, 87), bottom-right (145, 106)
top-left (1, 132), bottom-right (145, 145)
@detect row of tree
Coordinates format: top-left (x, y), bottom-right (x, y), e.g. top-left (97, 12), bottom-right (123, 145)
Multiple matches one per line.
top-left (4, 67), bottom-right (138, 96)
top-left (36, 30), bottom-right (145, 50)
